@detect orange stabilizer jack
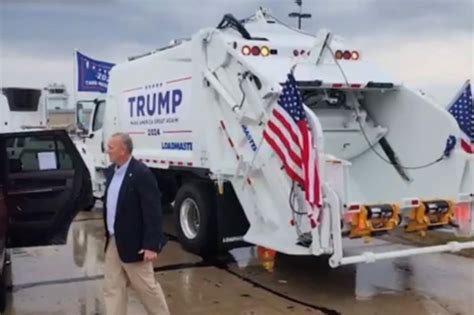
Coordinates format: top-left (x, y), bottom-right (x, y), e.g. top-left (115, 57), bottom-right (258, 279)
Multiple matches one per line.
top-left (349, 204), bottom-right (401, 239)
top-left (406, 199), bottom-right (455, 235)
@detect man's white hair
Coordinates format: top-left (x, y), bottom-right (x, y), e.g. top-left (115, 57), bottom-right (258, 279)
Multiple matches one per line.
top-left (112, 132), bottom-right (133, 153)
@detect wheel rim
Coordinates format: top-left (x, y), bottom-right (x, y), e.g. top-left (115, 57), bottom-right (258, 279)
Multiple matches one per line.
top-left (180, 198), bottom-right (201, 240)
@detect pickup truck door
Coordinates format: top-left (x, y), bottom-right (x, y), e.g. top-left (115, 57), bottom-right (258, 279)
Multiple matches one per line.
top-left (0, 130), bottom-right (93, 247)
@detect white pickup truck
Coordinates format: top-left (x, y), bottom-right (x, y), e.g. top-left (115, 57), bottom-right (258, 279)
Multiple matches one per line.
top-left (74, 8), bottom-right (474, 267)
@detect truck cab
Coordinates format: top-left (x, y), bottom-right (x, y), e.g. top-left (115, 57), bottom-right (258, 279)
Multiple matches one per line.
top-left (75, 98), bottom-right (108, 198)
top-left (0, 88), bottom-right (93, 311)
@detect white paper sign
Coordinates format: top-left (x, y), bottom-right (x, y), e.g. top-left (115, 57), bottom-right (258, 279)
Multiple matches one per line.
top-left (37, 152), bottom-right (57, 170)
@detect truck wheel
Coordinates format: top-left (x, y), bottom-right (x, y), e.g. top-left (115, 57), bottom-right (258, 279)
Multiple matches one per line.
top-left (174, 182), bottom-right (217, 255)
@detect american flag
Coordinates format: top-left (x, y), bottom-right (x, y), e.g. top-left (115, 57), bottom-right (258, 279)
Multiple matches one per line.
top-left (448, 80), bottom-right (473, 154)
top-left (263, 73), bottom-right (322, 225)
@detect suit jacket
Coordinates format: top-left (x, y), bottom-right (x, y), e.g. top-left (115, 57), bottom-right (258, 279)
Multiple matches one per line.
top-left (103, 157), bottom-right (167, 263)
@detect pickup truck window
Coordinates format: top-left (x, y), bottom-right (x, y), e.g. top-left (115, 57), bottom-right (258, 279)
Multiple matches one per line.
top-left (6, 135), bottom-right (73, 172)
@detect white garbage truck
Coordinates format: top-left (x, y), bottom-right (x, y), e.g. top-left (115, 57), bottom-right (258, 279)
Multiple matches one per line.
top-left (76, 8), bottom-right (474, 267)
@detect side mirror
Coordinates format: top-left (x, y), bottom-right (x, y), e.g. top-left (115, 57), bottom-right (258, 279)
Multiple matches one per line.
top-left (75, 102), bottom-right (88, 135)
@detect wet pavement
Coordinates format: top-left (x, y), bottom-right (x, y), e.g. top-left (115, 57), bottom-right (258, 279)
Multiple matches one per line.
top-left (3, 210), bottom-right (474, 315)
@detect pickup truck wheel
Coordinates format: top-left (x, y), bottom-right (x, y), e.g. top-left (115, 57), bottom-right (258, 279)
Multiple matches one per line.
top-left (174, 183), bottom-right (217, 255)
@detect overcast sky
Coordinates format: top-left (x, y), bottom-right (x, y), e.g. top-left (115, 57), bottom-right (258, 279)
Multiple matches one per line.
top-left (0, 0), bottom-right (472, 105)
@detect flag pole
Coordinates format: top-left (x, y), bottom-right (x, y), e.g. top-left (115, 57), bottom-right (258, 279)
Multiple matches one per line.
top-left (73, 49), bottom-right (78, 110)
top-left (73, 49), bottom-right (81, 135)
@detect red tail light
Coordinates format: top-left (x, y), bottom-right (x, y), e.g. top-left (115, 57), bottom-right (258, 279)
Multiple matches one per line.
top-left (343, 50), bottom-right (351, 60)
top-left (455, 203), bottom-right (471, 222)
top-left (251, 46), bottom-right (261, 56)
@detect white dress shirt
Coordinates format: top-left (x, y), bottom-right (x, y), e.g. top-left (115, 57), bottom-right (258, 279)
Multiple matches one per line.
top-left (106, 157), bottom-right (132, 235)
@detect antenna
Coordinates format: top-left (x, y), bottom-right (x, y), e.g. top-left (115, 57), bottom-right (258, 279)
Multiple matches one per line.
top-left (288, 0), bottom-right (312, 29)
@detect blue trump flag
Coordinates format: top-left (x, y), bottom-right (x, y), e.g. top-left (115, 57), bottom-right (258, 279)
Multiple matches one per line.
top-left (76, 51), bottom-right (115, 93)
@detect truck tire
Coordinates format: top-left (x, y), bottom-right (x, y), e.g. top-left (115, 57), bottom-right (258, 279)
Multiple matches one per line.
top-left (174, 182), bottom-right (217, 255)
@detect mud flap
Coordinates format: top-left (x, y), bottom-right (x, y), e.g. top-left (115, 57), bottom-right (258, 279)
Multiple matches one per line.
top-left (216, 182), bottom-right (250, 250)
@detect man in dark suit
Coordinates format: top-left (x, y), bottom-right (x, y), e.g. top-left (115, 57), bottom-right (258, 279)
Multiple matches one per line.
top-left (103, 132), bottom-right (169, 315)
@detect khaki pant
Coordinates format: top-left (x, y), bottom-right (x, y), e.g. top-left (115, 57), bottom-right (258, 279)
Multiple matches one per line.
top-left (103, 237), bottom-right (170, 315)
